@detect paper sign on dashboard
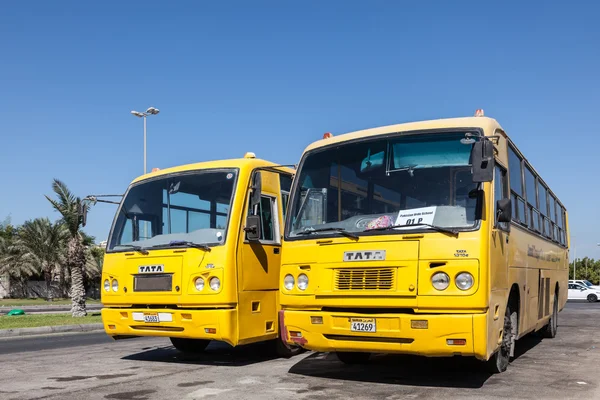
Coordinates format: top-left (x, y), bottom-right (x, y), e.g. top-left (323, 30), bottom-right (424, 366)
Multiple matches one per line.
top-left (395, 206), bottom-right (437, 227)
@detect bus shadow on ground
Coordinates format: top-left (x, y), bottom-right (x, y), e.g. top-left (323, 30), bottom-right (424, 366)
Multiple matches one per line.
top-left (122, 340), bottom-right (280, 367)
top-left (289, 335), bottom-right (543, 389)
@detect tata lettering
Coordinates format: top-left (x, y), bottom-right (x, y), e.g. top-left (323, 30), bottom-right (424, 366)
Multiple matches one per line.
top-left (138, 265), bottom-right (164, 273)
top-left (343, 251), bottom-right (386, 262)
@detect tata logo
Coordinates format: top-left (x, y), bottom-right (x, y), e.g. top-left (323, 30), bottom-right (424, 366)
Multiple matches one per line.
top-left (343, 250), bottom-right (386, 262)
top-left (138, 265), bottom-right (164, 273)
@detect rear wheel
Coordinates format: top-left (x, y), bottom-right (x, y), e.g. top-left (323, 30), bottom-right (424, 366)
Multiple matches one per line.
top-left (170, 337), bottom-right (210, 354)
top-left (336, 351), bottom-right (371, 365)
top-left (587, 294), bottom-right (598, 303)
top-left (486, 304), bottom-right (516, 373)
top-left (540, 293), bottom-right (558, 338)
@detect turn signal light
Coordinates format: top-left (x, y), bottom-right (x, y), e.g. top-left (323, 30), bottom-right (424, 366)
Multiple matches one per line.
top-left (204, 328), bottom-right (217, 334)
top-left (289, 331), bottom-right (303, 338)
top-left (311, 316), bottom-right (323, 325)
top-left (447, 339), bottom-right (466, 346)
top-left (411, 320), bottom-right (428, 329)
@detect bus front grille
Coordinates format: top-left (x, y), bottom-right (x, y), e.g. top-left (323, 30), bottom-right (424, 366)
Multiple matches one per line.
top-left (133, 274), bottom-right (173, 292)
top-left (335, 268), bottom-right (395, 291)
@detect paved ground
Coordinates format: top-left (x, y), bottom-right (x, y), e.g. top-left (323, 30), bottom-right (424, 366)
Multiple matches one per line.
top-left (1, 302), bottom-right (599, 400)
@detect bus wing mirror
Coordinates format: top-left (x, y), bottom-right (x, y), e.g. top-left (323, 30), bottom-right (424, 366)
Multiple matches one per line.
top-left (471, 140), bottom-right (494, 183)
top-left (250, 171), bottom-right (262, 208)
top-left (244, 215), bottom-right (261, 241)
top-left (497, 198), bottom-right (512, 223)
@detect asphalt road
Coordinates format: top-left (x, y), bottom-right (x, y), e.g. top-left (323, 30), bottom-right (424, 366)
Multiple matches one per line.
top-left (1, 301), bottom-right (599, 400)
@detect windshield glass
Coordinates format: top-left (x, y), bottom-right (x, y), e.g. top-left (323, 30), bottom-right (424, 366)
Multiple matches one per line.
top-left (286, 132), bottom-right (479, 238)
top-left (108, 169), bottom-right (237, 252)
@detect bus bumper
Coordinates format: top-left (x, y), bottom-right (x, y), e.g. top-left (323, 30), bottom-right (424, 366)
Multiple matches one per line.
top-left (280, 309), bottom-right (489, 360)
top-left (101, 307), bottom-right (238, 346)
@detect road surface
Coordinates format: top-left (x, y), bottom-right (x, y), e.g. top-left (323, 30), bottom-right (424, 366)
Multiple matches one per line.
top-left (1, 302), bottom-right (599, 400)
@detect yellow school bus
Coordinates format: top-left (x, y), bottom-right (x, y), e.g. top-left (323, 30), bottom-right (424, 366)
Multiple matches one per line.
top-left (279, 111), bottom-right (569, 372)
top-left (96, 153), bottom-right (300, 356)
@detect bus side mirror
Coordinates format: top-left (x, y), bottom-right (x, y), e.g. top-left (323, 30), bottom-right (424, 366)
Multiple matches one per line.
top-left (250, 171), bottom-right (262, 209)
top-left (471, 140), bottom-right (494, 183)
top-left (497, 198), bottom-right (512, 223)
top-left (244, 215), bottom-right (261, 241)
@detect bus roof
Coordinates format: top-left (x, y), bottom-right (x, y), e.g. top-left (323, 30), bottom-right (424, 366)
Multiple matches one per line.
top-left (131, 157), bottom-right (294, 184)
top-left (305, 116), bottom-right (503, 153)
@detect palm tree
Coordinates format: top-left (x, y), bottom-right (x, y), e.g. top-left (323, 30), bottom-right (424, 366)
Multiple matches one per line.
top-left (0, 234), bottom-right (38, 298)
top-left (46, 179), bottom-right (90, 317)
top-left (12, 218), bottom-right (68, 301)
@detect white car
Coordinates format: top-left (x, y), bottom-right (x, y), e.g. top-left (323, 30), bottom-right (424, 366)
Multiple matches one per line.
top-left (569, 279), bottom-right (600, 290)
top-left (568, 283), bottom-right (600, 302)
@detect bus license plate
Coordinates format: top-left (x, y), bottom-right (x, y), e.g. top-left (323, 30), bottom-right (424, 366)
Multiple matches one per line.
top-left (143, 313), bottom-right (159, 323)
top-left (350, 318), bottom-right (376, 333)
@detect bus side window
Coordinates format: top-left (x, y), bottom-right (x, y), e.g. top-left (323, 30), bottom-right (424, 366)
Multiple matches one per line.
top-left (494, 165), bottom-right (509, 231)
top-left (280, 174), bottom-right (293, 222)
top-left (249, 195), bottom-right (277, 243)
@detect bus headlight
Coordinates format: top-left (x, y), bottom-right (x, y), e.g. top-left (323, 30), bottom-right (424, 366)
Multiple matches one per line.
top-left (104, 279), bottom-right (110, 292)
top-left (111, 279), bottom-right (119, 292)
top-left (297, 274), bottom-right (309, 291)
top-left (431, 272), bottom-right (450, 291)
top-left (284, 274), bottom-right (295, 290)
top-left (209, 277), bottom-right (221, 291)
top-left (195, 277), bottom-right (205, 291)
top-left (455, 272), bottom-right (474, 290)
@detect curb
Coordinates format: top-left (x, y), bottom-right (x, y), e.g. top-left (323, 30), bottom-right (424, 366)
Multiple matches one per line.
top-left (0, 305), bottom-right (103, 315)
top-left (0, 323), bottom-right (104, 338)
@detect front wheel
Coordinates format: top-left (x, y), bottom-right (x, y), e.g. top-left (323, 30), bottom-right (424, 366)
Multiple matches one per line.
top-left (170, 337), bottom-right (210, 354)
top-left (336, 351), bottom-right (371, 365)
top-left (587, 294), bottom-right (598, 303)
top-left (485, 304), bottom-right (516, 373)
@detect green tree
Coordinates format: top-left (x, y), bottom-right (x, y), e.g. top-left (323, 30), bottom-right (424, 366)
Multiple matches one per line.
top-left (12, 218), bottom-right (68, 301)
top-left (0, 226), bottom-right (37, 298)
top-left (46, 179), bottom-right (90, 316)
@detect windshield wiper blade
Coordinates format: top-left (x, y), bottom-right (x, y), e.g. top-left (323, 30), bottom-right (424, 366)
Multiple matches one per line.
top-left (115, 244), bottom-right (149, 255)
top-left (364, 223), bottom-right (459, 237)
top-left (297, 227), bottom-right (359, 240)
top-left (165, 240), bottom-right (211, 252)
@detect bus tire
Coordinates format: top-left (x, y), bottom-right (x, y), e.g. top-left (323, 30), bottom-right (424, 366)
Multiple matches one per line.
top-left (274, 336), bottom-right (304, 358)
top-left (587, 294), bottom-right (598, 303)
top-left (485, 304), bottom-right (515, 373)
top-left (540, 293), bottom-right (558, 338)
top-left (170, 337), bottom-right (210, 354)
top-left (336, 351), bottom-right (371, 365)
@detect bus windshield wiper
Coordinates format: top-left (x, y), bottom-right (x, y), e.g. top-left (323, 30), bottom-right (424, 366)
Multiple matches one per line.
top-left (165, 240), bottom-right (211, 252)
top-left (115, 244), bottom-right (149, 255)
top-left (364, 223), bottom-right (459, 237)
top-left (297, 227), bottom-right (359, 240)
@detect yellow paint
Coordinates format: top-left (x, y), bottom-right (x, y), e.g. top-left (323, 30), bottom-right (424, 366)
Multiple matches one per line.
top-left (280, 116), bottom-right (569, 362)
top-left (101, 157), bottom-right (294, 347)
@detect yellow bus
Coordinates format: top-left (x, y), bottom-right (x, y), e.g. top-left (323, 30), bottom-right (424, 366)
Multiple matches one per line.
top-left (279, 112), bottom-right (569, 372)
top-left (92, 153), bottom-right (300, 357)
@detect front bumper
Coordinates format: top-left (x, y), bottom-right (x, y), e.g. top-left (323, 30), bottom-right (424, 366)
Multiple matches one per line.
top-left (101, 307), bottom-right (238, 346)
top-left (280, 309), bottom-right (488, 359)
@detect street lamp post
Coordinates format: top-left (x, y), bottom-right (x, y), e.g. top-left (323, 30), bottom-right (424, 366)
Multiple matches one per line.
top-left (131, 107), bottom-right (160, 174)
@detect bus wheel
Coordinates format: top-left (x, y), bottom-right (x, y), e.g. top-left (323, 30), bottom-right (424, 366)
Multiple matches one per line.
top-left (540, 293), bottom-right (558, 338)
top-left (336, 351), bottom-right (371, 365)
top-left (274, 336), bottom-right (304, 358)
top-left (587, 294), bottom-right (598, 303)
top-left (170, 338), bottom-right (210, 354)
top-left (486, 305), bottom-right (515, 373)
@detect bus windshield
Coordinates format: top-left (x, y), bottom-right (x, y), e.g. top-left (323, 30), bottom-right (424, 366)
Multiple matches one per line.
top-left (287, 132), bottom-right (479, 238)
top-left (107, 169), bottom-right (237, 252)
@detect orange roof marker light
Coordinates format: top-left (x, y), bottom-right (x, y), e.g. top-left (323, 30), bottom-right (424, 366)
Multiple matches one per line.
top-left (323, 132), bottom-right (333, 139)
top-left (474, 109), bottom-right (485, 117)
top-left (151, 168), bottom-right (160, 172)
top-left (244, 152), bottom-right (256, 159)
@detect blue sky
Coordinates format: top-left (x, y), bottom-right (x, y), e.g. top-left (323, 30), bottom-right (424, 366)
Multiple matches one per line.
top-left (1, 1), bottom-right (598, 258)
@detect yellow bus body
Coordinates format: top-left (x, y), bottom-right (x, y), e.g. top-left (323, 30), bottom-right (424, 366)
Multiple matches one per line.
top-left (101, 155), bottom-right (294, 348)
top-left (279, 116), bottom-right (569, 364)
